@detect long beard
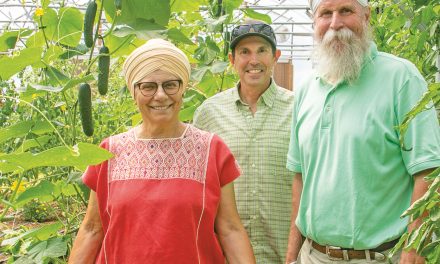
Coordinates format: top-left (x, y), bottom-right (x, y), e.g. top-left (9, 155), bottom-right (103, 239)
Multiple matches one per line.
top-left (313, 24), bottom-right (372, 84)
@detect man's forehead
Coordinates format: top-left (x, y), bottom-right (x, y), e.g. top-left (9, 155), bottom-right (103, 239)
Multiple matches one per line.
top-left (235, 36), bottom-right (272, 49)
top-left (310, 0), bottom-right (368, 12)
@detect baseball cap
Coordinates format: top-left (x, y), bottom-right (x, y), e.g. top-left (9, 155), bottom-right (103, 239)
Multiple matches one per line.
top-left (230, 22), bottom-right (277, 51)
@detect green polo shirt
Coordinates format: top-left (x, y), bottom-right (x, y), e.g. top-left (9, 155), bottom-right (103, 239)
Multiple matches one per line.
top-left (287, 42), bottom-right (440, 249)
top-left (193, 81), bottom-right (294, 263)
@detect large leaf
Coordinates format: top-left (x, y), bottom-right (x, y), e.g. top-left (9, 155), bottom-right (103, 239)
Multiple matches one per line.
top-left (13, 135), bottom-right (51, 154)
top-left (14, 180), bottom-right (56, 207)
top-left (179, 105), bottom-right (198, 122)
top-left (113, 19), bottom-right (166, 39)
top-left (0, 30), bottom-right (32, 52)
top-left (103, 34), bottom-right (142, 57)
top-left (1, 222), bottom-right (63, 247)
top-left (243, 8), bottom-right (272, 24)
top-left (171, 0), bottom-right (204, 12)
top-left (0, 47), bottom-right (43, 80)
top-left (56, 7), bottom-right (83, 46)
top-left (223, 0), bottom-right (243, 14)
top-left (27, 237), bottom-right (68, 263)
top-left (0, 120), bottom-right (54, 145)
top-left (104, 0), bottom-right (170, 26)
top-left (0, 142), bottom-right (113, 174)
top-left (62, 74), bottom-right (95, 92)
top-left (166, 28), bottom-right (195, 45)
top-left (34, 7), bottom-right (82, 47)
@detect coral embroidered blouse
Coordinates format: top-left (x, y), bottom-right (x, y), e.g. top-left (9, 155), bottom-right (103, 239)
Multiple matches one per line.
top-left (82, 125), bottom-right (240, 263)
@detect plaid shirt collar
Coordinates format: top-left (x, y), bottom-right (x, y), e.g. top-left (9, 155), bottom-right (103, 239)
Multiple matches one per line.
top-left (233, 79), bottom-right (277, 108)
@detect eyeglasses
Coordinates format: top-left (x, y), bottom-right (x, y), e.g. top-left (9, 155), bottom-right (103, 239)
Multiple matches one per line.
top-left (135, 80), bottom-right (182, 97)
top-left (231, 23), bottom-right (276, 43)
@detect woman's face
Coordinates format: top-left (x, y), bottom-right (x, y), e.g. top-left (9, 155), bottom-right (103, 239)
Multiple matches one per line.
top-left (134, 70), bottom-right (184, 126)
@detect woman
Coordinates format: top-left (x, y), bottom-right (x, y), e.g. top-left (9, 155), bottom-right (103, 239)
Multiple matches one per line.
top-left (69, 39), bottom-right (255, 263)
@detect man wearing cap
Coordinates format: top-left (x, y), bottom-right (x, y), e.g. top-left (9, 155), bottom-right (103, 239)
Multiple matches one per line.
top-left (285, 0), bottom-right (440, 263)
top-left (193, 21), bottom-right (294, 263)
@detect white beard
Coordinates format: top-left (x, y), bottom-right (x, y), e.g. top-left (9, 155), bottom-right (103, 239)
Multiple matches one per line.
top-left (313, 25), bottom-right (371, 84)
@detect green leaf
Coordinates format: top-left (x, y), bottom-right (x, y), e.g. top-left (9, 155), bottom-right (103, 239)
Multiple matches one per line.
top-left (34, 8), bottom-right (58, 40)
top-left (1, 222), bottom-right (63, 246)
top-left (210, 61), bottom-right (229, 73)
top-left (56, 7), bottom-right (83, 46)
top-left (42, 46), bottom-right (65, 64)
top-left (0, 30), bottom-right (32, 52)
top-left (33, 7), bottom-right (82, 47)
top-left (388, 233), bottom-right (408, 258)
top-left (14, 180), bottom-right (56, 207)
top-left (19, 85), bottom-right (47, 102)
top-left (113, 20), bottom-right (166, 39)
top-left (191, 66), bottom-right (210, 81)
top-left (420, 239), bottom-right (440, 261)
top-left (166, 28), bottom-right (195, 45)
top-left (197, 70), bottom-right (219, 97)
top-left (62, 75), bottom-right (95, 92)
top-left (27, 237), bottom-right (67, 263)
top-left (13, 135), bottom-right (51, 154)
top-left (104, 0), bottom-right (170, 26)
top-left (0, 47), bottom-right (43, 80)
top-left (45, 66), bottom-right (70, 86)
top-left (243, 8), bottom-right (272, 24)
top-left (223, 0), bottom-right (243, 14)
top-left (171, 0), bottom-right (203, 12)
top-left (0, 120), bottom-right (53, 145)
top-left (179, 105), bottom-right (198, 121)
top-left (103, 34), bottom-right (142, 57)
top-left (0, 142), bottom-right (113, 174)
top-left (25, 31), bottom-right (46, 48)
top-left (59, 44), bottom-right (88, 60)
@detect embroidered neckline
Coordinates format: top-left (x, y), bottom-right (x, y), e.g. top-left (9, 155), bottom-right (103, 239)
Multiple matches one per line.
top-left (132, 124), bottom-right (190, 141)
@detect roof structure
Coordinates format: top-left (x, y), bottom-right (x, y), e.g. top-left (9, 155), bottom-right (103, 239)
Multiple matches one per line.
top-left (0, 0), bottom-right (314, 84)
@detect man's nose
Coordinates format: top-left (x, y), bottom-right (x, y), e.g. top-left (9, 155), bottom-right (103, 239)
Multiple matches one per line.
top-left (329, 12), bottom-right (344, 31)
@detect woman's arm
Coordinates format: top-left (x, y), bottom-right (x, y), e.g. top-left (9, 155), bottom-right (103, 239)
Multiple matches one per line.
top-left (69, 191), bottom-right (104, 264)
top-left (215, 182), bottom-right (256, 264)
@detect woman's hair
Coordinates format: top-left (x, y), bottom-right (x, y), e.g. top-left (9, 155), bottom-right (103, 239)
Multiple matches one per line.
top-left (123, 38), bottom-right (191, 98)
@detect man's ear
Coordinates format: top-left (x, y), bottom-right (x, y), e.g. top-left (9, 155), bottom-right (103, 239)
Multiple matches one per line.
top-left (364, 6), bottom-right (371, 22)
top-left (228, 52), bottom-right (234, 65)
top-left (274, 49), bottom-right (281, 62)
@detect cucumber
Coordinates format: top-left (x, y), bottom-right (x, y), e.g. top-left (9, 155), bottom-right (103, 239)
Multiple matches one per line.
top-left (115, 0), bottom-right (122, 10)
top-left (98, 46), bottom-right (110, 95)
top-left (83, 1), bottom-right (97, 48)
top-left (78, 83), bottom-right (94, 136)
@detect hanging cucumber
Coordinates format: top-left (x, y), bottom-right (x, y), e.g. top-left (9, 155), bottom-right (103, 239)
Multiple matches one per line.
top-left (98, 46), bottom-right (110, 95)
top-left (78, 83), bottom-right (94, 136)
top-left (83, 1), bottom-right (97, 48)
top-left (115, 0), bottom-right (122, 10)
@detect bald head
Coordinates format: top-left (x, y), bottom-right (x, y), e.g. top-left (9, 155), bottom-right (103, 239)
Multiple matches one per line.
top-left (309, 0), bottom-right (368, 13)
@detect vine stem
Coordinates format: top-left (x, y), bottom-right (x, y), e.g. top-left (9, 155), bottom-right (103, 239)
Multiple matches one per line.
top-left (0, 95), bottom-right (70, 151)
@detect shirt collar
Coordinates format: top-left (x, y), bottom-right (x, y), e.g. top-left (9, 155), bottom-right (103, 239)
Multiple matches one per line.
top-left (234, 79), bottom-right (277, 108)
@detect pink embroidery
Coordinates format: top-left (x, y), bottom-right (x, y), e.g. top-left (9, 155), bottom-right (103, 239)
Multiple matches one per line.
top-left (108, 125), bottom-right (212, 183)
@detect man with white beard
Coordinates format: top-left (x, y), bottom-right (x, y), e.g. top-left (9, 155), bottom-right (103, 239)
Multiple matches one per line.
top-left (284, 0), bottom-right (440, 264)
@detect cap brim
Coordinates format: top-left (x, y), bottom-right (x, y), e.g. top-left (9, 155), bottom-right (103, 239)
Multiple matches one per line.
top-left (230, 33), bottom-right (276, 51)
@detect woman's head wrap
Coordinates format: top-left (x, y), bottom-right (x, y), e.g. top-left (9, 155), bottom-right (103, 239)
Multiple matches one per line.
top-left (309, 0), bottom-right (368, 13)
top-left (123, 38), bottom-right (191, 98)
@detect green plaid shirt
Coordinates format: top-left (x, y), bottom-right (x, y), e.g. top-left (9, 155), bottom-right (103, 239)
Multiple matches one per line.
top-left (193, 81), bottom-right (294, 263)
